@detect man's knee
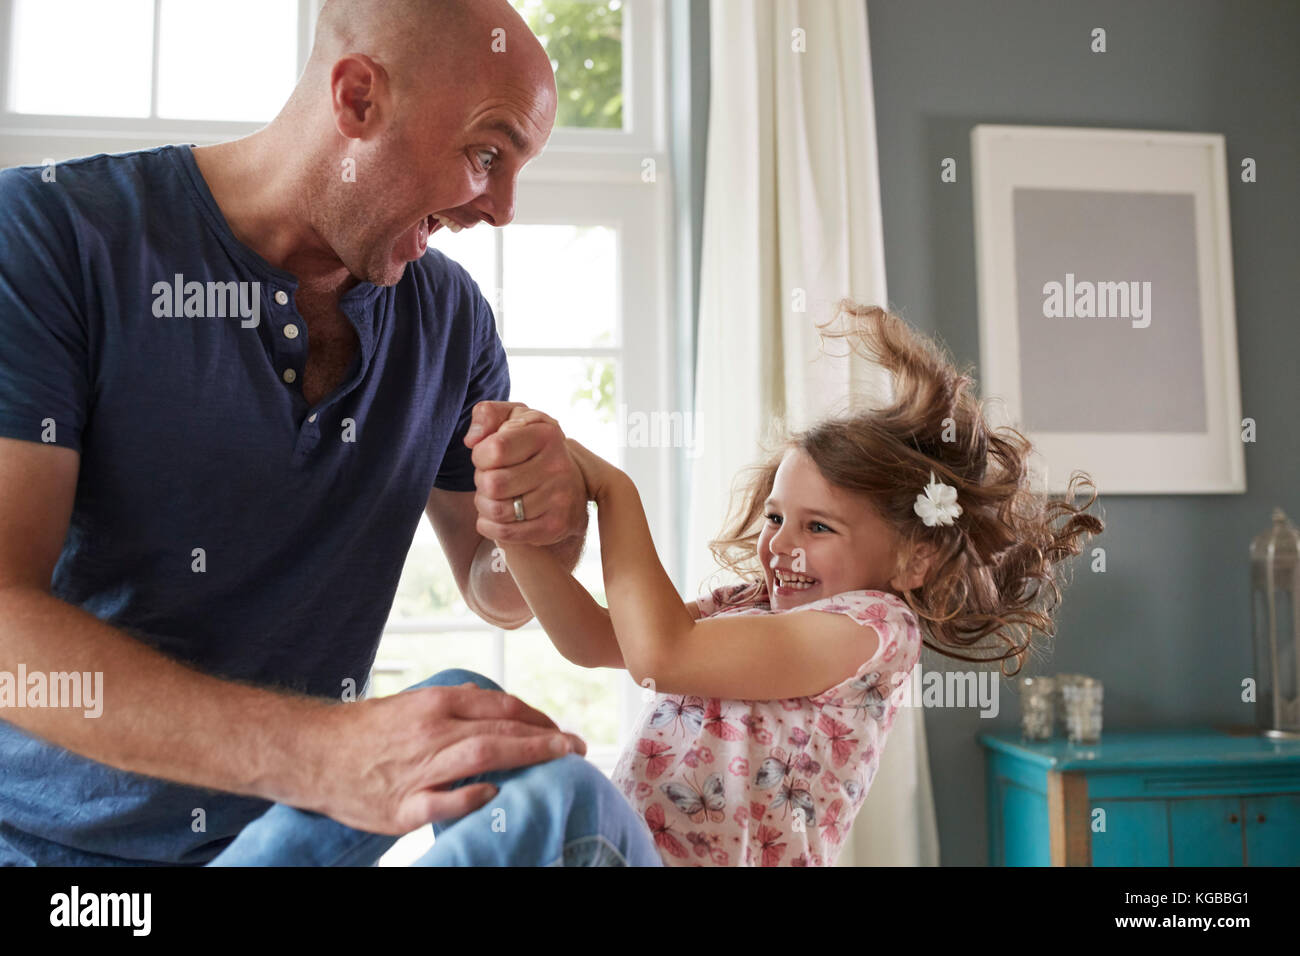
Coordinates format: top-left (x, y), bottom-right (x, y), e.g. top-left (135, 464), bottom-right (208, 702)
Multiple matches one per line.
top-left (401, 668), bottom-right (503, 694)
top-left (516, 753), bottom-right (611, 805)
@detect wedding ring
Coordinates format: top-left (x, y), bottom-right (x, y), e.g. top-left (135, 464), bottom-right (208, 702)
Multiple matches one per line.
top-left (513, 496), bottom-right (526, 522)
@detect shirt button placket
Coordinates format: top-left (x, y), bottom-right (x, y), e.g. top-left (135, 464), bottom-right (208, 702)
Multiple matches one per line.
top-left (273, 288), bottom-right (300, 387)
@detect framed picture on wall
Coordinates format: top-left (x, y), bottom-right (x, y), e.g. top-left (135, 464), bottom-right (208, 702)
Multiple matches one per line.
top-left (970, 124), bottom-right (1245, 495)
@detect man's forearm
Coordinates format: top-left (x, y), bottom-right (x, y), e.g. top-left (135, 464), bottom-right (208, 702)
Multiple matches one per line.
top-left (0, 586), bottom-right (332, 805)
top-left (469, 509), bottom-right (589, 627)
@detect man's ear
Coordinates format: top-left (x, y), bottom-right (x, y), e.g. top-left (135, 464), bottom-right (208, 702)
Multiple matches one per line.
top-left (331, 54), bottom-right (389, 138)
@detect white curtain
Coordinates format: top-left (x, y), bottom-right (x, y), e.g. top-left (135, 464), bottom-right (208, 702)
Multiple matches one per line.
top-left (687, 0), bottom-right (939, 867)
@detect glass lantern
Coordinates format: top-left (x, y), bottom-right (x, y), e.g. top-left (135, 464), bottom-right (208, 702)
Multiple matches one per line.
top-left (1250, 508), bottom-right (1300, 738)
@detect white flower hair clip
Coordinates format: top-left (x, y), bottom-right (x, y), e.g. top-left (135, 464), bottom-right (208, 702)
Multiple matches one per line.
top-left (914, 470), bottom-right (962, 527)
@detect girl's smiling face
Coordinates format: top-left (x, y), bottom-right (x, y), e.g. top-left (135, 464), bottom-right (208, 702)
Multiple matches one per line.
top-left (757, 447), bottom-right (907, 611)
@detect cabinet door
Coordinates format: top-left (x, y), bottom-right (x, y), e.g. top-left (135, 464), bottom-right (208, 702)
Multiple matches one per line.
top-left (1243, 794), bottom-right (1300, 865)
top-left (1002, 782), bottom-right (1050, 866)
top-left (1091, 801), bottom-right (1170, 866)
top-left (1170, 797), bottom-right (1244, 866)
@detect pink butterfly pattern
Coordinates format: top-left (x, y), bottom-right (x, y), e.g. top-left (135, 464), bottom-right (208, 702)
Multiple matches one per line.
top-left (702, 699), bottom-right (745, 741)
top-left (635, 738), bottom-right (675, 780)
top-left (608, 586), bottom-right (922, 867)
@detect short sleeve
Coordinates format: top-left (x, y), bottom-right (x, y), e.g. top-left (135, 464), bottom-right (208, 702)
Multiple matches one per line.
top-left (803, 591), bottom-right (923, 687)
top-left (433, 290), bottom-right (511, 492)
top-left (0, 168), bottom-right (91, 452)
top-left (695, 581), bottom-right (761, 618)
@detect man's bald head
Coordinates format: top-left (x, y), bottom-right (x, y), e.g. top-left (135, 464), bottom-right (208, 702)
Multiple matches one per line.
top-left (306, 0), bottom-right (555, 105)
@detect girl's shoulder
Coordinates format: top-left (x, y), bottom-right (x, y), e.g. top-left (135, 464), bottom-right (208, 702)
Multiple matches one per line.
top-left (796, 588), bottom-right (915, 623)
top-left (798, 590), bottom-right (923, 678)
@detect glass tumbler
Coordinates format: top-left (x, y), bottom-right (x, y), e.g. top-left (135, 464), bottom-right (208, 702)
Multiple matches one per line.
top-left (1062, 677), bottom-right (1104, 744)
top-left (1019, 676), bottom-right (1056, 740)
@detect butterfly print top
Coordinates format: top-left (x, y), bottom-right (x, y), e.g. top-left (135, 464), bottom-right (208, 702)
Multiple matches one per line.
top-left (610, 583), bottom-right (922, 866)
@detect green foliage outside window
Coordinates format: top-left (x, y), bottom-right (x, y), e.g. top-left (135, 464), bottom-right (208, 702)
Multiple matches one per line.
top-left (512, 0), bottom-right (623, 130)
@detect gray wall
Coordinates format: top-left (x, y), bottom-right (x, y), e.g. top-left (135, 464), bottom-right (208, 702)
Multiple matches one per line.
top-left (865, 0), bottom-right (1300, 865)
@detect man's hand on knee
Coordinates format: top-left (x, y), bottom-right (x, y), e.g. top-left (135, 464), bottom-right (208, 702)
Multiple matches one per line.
top-left (302, 682), bottom-right (586, 835)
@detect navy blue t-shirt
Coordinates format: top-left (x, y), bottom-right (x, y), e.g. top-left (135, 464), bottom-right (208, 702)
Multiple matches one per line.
top-left (0, 145), bottom-right (510, 865)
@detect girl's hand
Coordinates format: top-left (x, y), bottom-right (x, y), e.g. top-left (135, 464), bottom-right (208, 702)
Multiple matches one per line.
top-left (564, 438), bottom-right (620, 502)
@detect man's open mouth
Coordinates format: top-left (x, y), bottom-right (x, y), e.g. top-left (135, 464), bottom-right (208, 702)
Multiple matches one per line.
top-left (430, 213), bottom-right (472, 234)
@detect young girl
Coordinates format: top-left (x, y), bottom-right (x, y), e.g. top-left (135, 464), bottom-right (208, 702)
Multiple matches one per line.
top-left (495, 298), bottom-right (1104, 867)
top-left (210, 299), bottom-right (1102, 867)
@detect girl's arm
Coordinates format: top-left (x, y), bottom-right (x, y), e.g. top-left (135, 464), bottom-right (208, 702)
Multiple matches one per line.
top-left (497, 541), bottom-right (624, 668)
top-left (497, 541), bottom-right (704, 669)
top-left (568, 439), bottom-right (881, 700)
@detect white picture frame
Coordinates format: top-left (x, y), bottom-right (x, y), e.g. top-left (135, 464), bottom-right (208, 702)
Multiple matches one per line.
top-left (971, 124), bottom-right (1245, 495)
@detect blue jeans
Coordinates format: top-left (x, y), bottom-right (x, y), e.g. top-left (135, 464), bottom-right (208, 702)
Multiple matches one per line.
top-left (206, 669), bottom-right (664, 867)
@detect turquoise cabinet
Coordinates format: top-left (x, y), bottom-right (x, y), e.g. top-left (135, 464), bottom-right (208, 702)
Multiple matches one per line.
top-left (979, 727), bottom-right (1300, 866)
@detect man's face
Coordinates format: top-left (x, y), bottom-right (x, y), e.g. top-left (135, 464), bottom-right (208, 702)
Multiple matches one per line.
top-left (331, 62), bottom-right (556, 287)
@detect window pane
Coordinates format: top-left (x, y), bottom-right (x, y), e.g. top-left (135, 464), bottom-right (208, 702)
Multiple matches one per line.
top-left (504, 626), bottom-right (622, 748)
top-left (506, 355), bottom-right (618, 460)
top-left (511, 0), bottom-right (623, 130)
top-left (502, 224), bottom-right (617, 348)
top-left (10, 0), bottom-right (153, 117)
top-left (368, 631), bottom-right (499, 699)
top-left (428, 225), bottom-right (497, 312)
top-left (157, 0), bottom-right (298, 121)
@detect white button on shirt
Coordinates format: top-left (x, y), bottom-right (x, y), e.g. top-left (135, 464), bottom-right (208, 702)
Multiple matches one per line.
top-left (274, 290), bottom-right (289, 306)
top-left (283, 323), bottom-right (299, 339)
top-left (282, 368), bottom-right (296, 384)
top-left (308, 413), bottom-right (317, 423)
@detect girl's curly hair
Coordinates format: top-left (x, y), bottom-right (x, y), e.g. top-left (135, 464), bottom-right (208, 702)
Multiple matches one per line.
top-left (706, 299), bottom-right (1104, 677)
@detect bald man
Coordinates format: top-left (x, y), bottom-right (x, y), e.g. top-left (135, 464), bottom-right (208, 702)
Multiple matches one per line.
top-left (0, 0), bottom-right (659, 866)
